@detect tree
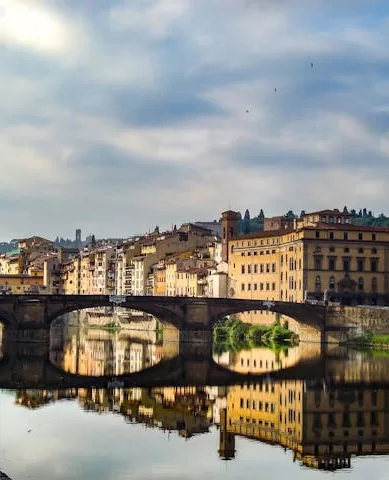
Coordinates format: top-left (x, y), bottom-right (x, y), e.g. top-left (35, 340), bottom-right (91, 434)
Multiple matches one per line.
top-left (343, 206), bottom-right (348, 214)
top-left (350, 209), bottom-right (356, 216)
top-left (363, 208), bottom-right (367, 217)
top-left (258, 209), bottom-right (264, 219)
top-left (299, 210), bottom-right (306, 218)
top-left (285, 210), bottom-right (296, 219)
top-left (244, 209), bottom-right (250, 221)
top-left (91, 235), bottom-right (96, 247)
top-left (358, 209), bottom-right (362, 217)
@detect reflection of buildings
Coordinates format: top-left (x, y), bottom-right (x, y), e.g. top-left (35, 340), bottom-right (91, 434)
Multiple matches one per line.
top-left (50, 321), bottom-right (163, 377)
top-left (15, 389), bottom-right (77, 409)
top-left (222, 380), bottom-right (389, 470)
top-left (11, 378), bottom-right (389, 471)
top-left (77, 386), bottom-right (212, 439)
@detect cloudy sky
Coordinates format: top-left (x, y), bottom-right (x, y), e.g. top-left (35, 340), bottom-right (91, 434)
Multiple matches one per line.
top-left (1, 0), bottom-right (389, 241)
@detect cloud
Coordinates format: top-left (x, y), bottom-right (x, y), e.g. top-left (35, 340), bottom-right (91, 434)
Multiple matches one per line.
top-left (0, 0), bottom-right (389, 240)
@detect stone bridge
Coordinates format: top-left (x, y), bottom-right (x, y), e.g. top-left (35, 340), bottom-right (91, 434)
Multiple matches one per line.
top-left (1, 340), bottom-right (388, 390)
top-left (0, 295), bottom-right (326, 341)
top-left (0, 335), bottom-right (325, 389)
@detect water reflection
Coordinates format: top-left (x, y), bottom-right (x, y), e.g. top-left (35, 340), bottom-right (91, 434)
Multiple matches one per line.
top-left (6, 379), bottom-right (389, 472)
top-left (49, 311), bottom-right (163, 376)
top-left (3, 315), bottom-right (389, 477)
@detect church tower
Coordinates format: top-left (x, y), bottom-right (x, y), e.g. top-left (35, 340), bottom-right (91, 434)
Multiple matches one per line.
top-left (220, 210), bottom-right (240, 263)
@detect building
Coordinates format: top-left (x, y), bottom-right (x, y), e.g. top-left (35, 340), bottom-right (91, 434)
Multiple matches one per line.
top-left (228, 208), bottom-right (389, 324)
top-left (0, 274), bottom-right (45, 294)
top-left (222, 378), bottom-right (389, 470)
top-left (220, 211), bottom-right (241, 263)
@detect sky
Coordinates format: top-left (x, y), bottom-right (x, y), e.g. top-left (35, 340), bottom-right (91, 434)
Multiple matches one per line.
top-left (1, 0), bottom-right (389, 241)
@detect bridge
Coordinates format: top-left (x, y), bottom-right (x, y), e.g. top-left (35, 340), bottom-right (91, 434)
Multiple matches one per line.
top-left (1, 338), bottom-right (389, 390)
top-left (0, 294), bottom-right (326, 341)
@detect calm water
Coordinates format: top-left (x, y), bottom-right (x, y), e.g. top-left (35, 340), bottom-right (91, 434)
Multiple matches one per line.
top-left (1, 318), bottom-right (389, 479)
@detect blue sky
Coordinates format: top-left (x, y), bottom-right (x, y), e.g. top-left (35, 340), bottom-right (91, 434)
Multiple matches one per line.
top-left (1, 0), bottom-right (389, 240)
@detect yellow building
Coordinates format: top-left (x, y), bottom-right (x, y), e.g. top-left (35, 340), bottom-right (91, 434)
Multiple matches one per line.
top-left (153, 260), bottom-right (167, 296)
top-left (0, 274), bottom-right (45, 294)
top-left (0, 252), bottom-right (23, 275)
top-left (222, 378), bottom-right (389, 470)
top-left (227, 209), bottom-right (389, 324)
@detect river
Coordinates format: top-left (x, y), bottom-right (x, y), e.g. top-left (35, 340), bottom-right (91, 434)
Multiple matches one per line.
top-left (1, 319), bottom-right (389, 479)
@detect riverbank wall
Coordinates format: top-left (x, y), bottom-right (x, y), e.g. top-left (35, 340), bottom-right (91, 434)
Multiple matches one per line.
top-left (326, 306), bottom-right (389, 343)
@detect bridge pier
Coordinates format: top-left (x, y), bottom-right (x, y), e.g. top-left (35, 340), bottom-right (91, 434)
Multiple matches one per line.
top-left (4, 326), bottom-right (50, 343)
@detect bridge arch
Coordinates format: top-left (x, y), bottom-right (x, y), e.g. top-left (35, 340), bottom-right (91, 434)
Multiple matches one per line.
top-left (0, 310), bottom-right (14, 328)
top-left (45, 296), bottom-right (185, 330)
top-left (208, 300), bottom-right (326, 330)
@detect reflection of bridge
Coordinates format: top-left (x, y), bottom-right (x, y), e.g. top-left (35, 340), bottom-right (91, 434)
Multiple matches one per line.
top-left (1, 339), bottom-right (389, 390)
top-left (0, 294), bottom-right (326, 340)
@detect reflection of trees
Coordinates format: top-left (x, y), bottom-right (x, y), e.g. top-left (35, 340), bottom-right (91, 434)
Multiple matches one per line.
top-left (213, 318), bottom-right (296, 355)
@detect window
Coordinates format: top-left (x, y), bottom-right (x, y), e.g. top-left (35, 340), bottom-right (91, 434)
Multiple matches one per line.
top-left (272, 263), bottom-right (276, 273)
top-left (358, 277), bottom-right (364, 291)
top-left (371, 259), bottom-right (378, 273)
top-left (372, 277), bottom-right (378, 292)
top-left (247, 265), bottom-right (251, 274)
top-left (357, 259), bottom-right (364, 272)
top-left (315, 231), bottom-right (320, 239)
top-left (372, 233), bottom-right (376, 241)
top-left (329, 232), bottom-right (334, 240)
top-left (372, 248), bottom-right (377, 254)
top-left (241, 283), bottom-right (245, 291)
top-left (358, 248), bottom-right (364, 254)
top-left (315, 276), bottom-right (321, 291)
top-left (241, 265), bottom-right (245, 274)
top-left (272, 282), bottom-right (276, 290)
top-left (344, 247), bottom-right (349, 253)
top-left (329, 276), bottom-right (335, 289)
top-left (328, 258), bottom-right (336, 271)
top-left (329, 246), bottom-right (335, 252)
top-left (358, 233), bottom-right (363, 240)
top-left (315, 258), bottom-right (322, 270)
top-left (343, 259), bottom-right (350, 272)
top-left (344, 232), bottom-right (348, 240)
top-left (254, 264), bottom-right (258, 273)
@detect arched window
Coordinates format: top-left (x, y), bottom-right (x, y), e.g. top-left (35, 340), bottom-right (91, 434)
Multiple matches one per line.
top-left (358, 277), bottom-right (364, 291)
top-left (372, 277), bottom-right (378, 292)
top-left (329, 276), bottom-right (335, 290)
top-left (315, 276), bottom-right (321, 291)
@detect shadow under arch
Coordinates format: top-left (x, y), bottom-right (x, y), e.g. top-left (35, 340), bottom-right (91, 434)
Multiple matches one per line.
top-left (0, 347), bottom-right (327, 390)
top-left (209, 300), bottom-right (326, 330)
top-left (46, 298), bottom-right (184, 330)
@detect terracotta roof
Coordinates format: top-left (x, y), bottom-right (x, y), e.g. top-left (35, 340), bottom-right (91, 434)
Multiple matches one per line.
top-left (304, 209), bottom-right (352, 216)
top-left (231, 228), bottom-right (292, 241)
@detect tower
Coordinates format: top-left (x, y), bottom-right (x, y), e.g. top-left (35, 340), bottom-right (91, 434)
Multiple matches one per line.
top-left (218, 408), bottom-right (236, 460)
top-left (75, 229), bottom-right (82, 247)
top-left (220, 210), bottom-right (240, 263)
